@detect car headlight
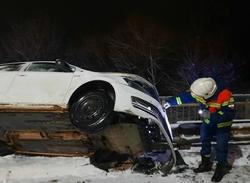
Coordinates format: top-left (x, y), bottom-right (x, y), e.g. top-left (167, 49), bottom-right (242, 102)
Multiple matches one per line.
top-left (122, 77), bottom-right (160, 101)
top-left (123, 77), bottom-right (149, 94)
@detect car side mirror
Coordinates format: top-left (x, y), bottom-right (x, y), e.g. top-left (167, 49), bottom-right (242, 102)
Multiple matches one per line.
top-left (71, 67), bottom-right (76, 72)
top-left (55, 59), bottom-right (75, 72)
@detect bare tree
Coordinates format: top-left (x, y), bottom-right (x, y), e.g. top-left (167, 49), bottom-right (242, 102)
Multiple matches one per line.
top-left (65, 35), bottom-right (111, 71)
top-left (105, 17), bottom-right (176, 87)
top-left (0, 15), bottom-right (65, 62)
top-left (177, 38), bottom-right (235, 92)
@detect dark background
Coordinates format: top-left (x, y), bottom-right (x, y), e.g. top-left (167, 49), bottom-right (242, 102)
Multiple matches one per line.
top-left (0, 0), bottom-right (249, 94)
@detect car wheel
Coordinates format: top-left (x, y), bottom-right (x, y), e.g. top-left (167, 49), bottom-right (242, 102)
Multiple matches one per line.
top-left (70, 90), bottom-right (114, 133)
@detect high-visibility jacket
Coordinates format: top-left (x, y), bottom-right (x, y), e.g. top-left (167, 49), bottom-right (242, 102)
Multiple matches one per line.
top-left (167, 89), bottom-right (235, 128)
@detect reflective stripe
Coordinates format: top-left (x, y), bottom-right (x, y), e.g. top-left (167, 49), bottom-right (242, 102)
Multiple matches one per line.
top-left (176, 97), bottom-right (182, 105)
top-left (230, 97), bottom-right (235, 102)
top-left (204, 119), bottom-right (210, 124)
top-left (222, 101), bottom-right (229, 106)
top-left (218, 111), bottom-right (224, 115)
top-left (222, 97), bottom-right (235, 107)
top-left (192, 95), bottom-right (207, 105)
top-left (217, 121), bottom-right (233, 128)
top-left (208, 102), bottom-right (221, 108)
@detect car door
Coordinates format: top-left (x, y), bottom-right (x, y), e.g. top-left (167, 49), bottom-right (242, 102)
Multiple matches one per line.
top-left (5, 62), bottom-right (74, 105)
top-left (0, 63), bottom-right (26, 103)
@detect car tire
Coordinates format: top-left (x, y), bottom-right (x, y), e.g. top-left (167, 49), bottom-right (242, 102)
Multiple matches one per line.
top-left (70, 90), bottom-right (114, 133)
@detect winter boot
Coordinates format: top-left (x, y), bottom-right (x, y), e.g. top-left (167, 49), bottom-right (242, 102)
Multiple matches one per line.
top-left (211, 163), bottom-right (232, 182)
top-left (193, 155), bottom-right (212, 173)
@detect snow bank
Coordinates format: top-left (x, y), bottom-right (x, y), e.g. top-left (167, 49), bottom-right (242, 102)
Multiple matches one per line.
top-left (0, 145), bottom-right (250, 183)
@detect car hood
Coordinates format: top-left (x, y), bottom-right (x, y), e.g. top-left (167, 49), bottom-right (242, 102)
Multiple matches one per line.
top-left (101, 72), bottom-right (154, 87)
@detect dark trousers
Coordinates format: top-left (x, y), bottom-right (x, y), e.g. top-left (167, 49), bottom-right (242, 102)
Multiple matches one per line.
top-left (200, 122), bottom-right (231, 164)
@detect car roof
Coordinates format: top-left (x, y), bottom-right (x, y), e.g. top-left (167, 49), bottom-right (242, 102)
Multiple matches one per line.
top-left (0, 61), bottom-right (82, 71)
top-left (0, 62), bottom-right (27, 66)
top-left (0, 61), bottom-right (58, 66)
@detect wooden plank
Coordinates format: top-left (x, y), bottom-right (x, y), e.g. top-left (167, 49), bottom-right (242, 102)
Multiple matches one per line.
top-left (0, 104), bottom-right (67, 113)
top-left (15, 150), bottom-right (93, 157)
top-left (0, 123), bottom-right (144, 158)
top-left (7, 130), bottom-right (88, 141)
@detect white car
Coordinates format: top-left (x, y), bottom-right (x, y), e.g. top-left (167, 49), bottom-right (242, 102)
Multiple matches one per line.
top-left (0, 60), bottom-right (176, 172)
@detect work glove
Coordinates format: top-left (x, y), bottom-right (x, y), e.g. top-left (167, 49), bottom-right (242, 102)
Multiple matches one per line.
top-left (163, 102), bottom-right (171, 109)
top-left (198, 109), bottom-right (210, 119)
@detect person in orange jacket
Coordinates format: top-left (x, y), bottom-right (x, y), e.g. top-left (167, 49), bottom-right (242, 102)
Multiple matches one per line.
top-left (164, 77), bottom-right (235, 182)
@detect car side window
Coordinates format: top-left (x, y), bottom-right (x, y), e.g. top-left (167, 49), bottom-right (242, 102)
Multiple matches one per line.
top-left (0, 63), bottom-right (25, 72)
top-left (26, 63), bottom-right (72, 72)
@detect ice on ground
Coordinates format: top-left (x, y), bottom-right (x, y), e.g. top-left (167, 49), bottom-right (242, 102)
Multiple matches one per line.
top-left (0, 145), bottom-right (250, 183)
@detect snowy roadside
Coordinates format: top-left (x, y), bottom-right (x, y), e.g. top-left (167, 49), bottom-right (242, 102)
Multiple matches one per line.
top-left (0, 145), bottom-right (250, 183)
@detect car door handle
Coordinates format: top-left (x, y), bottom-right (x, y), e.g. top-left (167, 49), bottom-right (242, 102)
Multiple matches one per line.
top-left (19, 74), bottom-right (27, 77)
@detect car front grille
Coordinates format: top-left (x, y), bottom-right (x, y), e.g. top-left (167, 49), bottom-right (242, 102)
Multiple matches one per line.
top-left (131, 96), bottom-right (171, 140)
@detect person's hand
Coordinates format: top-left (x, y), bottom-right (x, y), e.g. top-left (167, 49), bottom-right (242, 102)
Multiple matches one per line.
top-left (163, 102), bottom-right (171, 109)
top-left (198, 109), bottom-right (210, 119)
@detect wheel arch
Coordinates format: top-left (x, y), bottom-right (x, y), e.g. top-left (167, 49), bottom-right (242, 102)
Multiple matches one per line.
top-left (68, 80), bottom-right (116, 107)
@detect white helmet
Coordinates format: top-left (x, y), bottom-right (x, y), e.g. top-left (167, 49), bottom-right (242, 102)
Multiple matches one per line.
top-left (190, 77), bottom-right (217, 99)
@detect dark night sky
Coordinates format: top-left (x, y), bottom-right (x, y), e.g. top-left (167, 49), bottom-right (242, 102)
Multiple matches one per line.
top-left (1, 0), bottom-right (249, 50)
top-left (0, 0), bottom-right (249, 60)
top-left (0, 1), bottom-right (248, 30)
top-left (0, 1), bottom-right (248, 39)
top-left (0, 0), bottom-right (249, 93)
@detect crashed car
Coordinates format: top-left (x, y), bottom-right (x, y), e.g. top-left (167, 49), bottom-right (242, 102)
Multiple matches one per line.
top-left (0, 60), bottom-right (176, 173)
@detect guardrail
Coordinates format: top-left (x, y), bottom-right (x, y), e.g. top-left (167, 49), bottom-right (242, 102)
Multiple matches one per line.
top-left (160, 94), bottom-right (250, 124)
top-left (159, 95), bottom-right (250, 147)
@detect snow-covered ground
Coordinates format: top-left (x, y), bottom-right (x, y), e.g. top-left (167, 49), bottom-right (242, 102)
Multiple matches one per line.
top-left (0, 145), bottom-right (250, 183)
